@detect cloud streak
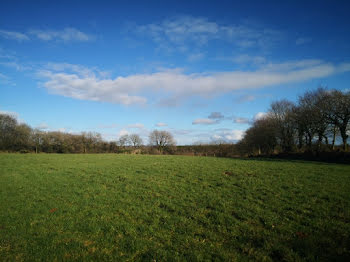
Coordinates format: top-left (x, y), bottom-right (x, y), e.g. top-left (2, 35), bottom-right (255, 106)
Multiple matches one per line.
top-left (192, 118), bottom-right (217, 125)
top-left (0, 30), bottom-right (29, 41)
top-left (37, 59), bottom-right (350, 106)
top-left (29, 28), bottom-right (91, 42)
top-left (136, 15), bottom-right (283, 52)
top-left (0, 28), bottom-right (92, 42)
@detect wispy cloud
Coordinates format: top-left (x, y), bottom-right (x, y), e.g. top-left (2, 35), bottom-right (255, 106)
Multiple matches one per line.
top-left (0, 28), bottom-right (92, 42)
top-left (208, 112), bottom-right (224, 119)
top-left (155, 122), bottom-right (167, 127)
top-left (37, 60), bottom-right (350, 106)
top-left (219, 54), bottom-right (267, 65)
top-left (126, 123), bottom-right (144, 129)
top-left (0, 30), bottom-right (29, 41)
top-left (192, 118), bottom-right (217, 125)
top-left (187, 53), bottom-right (205, 62)
top-left (233, 117), bottom-right (251, 124)
top-left (29, 28), bottom-right (91, 42)
top-left (135, 15), bottom-right (283, 52)
top-left (36, 122), bottom-right (49, 130)
top-left (0, 61), bottom-right (32, 71)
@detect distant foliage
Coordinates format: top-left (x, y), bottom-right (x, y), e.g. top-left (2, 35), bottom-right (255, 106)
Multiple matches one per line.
top-left (238, 88), bottom-right (350, 155)
top-left (1, 88), bottom-right (348, 157)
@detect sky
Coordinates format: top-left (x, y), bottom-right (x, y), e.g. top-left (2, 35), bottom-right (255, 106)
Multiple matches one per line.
top-left (1, 0), bottom-right (350, 145)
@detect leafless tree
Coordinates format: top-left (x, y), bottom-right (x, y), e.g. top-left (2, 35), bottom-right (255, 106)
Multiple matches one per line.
top-left (297, 88), bottom-right (329, 150)
top-left (129, 134), bottom-right (143, 147)
top-left (118, 134), bottom-right (130, 147)
top-left (148, 130), bottom-right (175, 152)
top-left (31, 129), bottom-right (44, 153)
top-left (324, 90), bottom-right (350, 150)
top-left (269, 99), bottom-right (296, 152)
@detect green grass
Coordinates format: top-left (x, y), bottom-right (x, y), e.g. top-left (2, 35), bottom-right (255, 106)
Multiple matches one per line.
top-left (1, 154), bottom-right (350, 261)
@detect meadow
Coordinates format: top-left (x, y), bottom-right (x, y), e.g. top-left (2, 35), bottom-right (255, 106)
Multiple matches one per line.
top-left (0, 154), bottom-right (349, 261)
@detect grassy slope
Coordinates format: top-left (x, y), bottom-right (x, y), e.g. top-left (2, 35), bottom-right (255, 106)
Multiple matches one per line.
top-left (0, 154), bottom-right (349, 261)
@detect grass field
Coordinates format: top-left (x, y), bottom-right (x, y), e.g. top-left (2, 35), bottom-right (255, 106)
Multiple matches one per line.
top-left (1, 154), bottom-right (350, 261)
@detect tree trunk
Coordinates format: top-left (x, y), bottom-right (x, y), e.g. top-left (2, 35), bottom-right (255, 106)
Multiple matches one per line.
top-left (340, 126), bottom-right (348, 151)
top-left (331, 126), bottom-right (337, 150)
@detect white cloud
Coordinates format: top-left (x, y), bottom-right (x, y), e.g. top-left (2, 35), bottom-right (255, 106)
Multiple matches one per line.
top-left (0, 61), bottom-right (32, 71)
top-left (37, 60), bottom-right (350, 106)
top-left (126, 123), bottom-right (144, 129)
top-left (234, 117), bottom-right (251, 124)
top-left (156, 122), bottom-right (167, 127)
top-left (192, 118), bottom-right (217, 125)
top-left (254, 112), bottom-right (267, 121)
top-left (0, 28), bottom-right (91, 42)
top-left (36, 122), bottom-right (49, 130)
top-left (223, 130), bottom-right (244, 141)
top-left (0, 30), bottom-right (29, 41)
top-left (136, 15), bottom-right (283, 52)
top-left (29, 28), bottom-right (91, 42)
top-left (0, 73), bottom-right (7, 79)
top-left (211, 129), bottom-right (244, 142)
top-left (117, 129), bottom-right (129, 137)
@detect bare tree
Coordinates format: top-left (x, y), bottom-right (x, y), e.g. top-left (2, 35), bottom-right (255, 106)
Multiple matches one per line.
top-left (297, 88), bottom-right (329, 150)
top-left (148, 130), bottom-right (175, 152)
top-left (269, 100), bottom-right (296, 152)
top-left (129, 134), bottom-right (143, 147)
top-left (31, 129), bottom-right (44, 153)
top-left (118, 134), bottom-right (130, 147)
top-left (324, 90), bottom-right (350, 150)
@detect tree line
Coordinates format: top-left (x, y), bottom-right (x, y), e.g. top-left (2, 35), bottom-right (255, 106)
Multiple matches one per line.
top-left (1, 87), bottom-right (349, 159)
top-left (0, 114), bottom-right (176, 154)
top-left (237, 88), bottom-right (350, 155)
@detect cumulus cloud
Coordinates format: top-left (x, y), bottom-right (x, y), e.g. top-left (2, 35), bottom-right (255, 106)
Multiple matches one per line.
top-left (0, 30), bottom-right (29, 41)
top-left (37, 60), bottom-right (350, 106)
top-left (211, 129), bottom-right (244, 142)
top-left (192, 118), bottom-right (217, 125)
top-left (156, 122), bottom-right (167, 127)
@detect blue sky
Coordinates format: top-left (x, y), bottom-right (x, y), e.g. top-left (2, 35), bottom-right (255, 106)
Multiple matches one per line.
top-left (1, 0), bottom-right (350, 144)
